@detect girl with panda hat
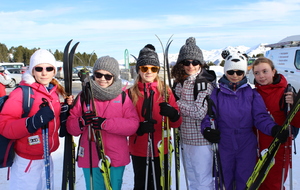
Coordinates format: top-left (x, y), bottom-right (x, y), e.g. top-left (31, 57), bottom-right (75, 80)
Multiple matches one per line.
top-left (201, 50), bottom-right (288, 189)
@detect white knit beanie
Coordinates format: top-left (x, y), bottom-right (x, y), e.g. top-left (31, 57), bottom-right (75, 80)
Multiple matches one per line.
top-left (22, 49), bottom-right (57, 84)
top-left (29, 49), bottom-right (57, 74)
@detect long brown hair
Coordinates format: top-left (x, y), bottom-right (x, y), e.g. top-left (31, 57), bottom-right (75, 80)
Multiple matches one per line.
top-left (129, 75), bottom-right (170, 106)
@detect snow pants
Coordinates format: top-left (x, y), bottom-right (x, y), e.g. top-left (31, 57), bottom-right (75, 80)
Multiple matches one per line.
top-left (181, 143), bottom-right (214, 190)
top-left (9, 153), bottom-right (54, 190)
top-left (82, 166), bottom-right (125, 190)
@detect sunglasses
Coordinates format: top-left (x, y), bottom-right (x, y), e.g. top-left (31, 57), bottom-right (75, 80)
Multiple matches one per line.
top-left (34, 67), bottom-right (54, 72)
top-left (139, 66), bottom-right (159, 73)
top-left (94, 72), bottom-right (113, 80)
top-left (226, 70), bottom-right (245, 76)
top-left (182, 60), bottom-right (201, 66)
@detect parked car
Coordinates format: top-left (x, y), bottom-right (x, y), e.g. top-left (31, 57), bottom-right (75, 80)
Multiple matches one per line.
top-left (4, 69), bottom-right (22, 88)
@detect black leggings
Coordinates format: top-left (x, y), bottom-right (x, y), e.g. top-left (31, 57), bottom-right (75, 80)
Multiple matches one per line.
top-left (131, 154), bottom-right (170, 190)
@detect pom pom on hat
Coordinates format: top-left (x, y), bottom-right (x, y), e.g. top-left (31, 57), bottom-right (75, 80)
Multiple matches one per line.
top-left (136, 44), bottom-right (160, 73)
top-left (222, 50), bottom-right (248, 74)
top-left (176, 37), bottom-right (204, 65)
top-left (93, 56), bottom-right (120, 79)
top-left (29, 49), bottom-right (57, 74)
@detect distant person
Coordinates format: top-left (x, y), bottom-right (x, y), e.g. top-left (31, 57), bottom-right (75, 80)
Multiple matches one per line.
top-left (201, 50), bottom-right (288, 189)
top-left (0, 66), bottom-right (12, 96)
top-left (0, 49), bottom-right (73, 190)
top-left (252, 57), bottom-right (300, 190)
top-left (66, 56), bottom-right (139, 190)
top-left (171, 37), bottom-right (216, 190)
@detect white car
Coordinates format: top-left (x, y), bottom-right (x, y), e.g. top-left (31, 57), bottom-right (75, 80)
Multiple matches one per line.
top-left (4, 69), bottom-right (22, 88)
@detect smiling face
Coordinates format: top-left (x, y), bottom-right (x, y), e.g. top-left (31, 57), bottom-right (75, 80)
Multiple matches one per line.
top-left (252, 62), bottom-right (276, 85)
top-left (139, 65), bottom-right (159, 83)
top-left (94, 69), bottom-right (114, 88)
top-left (32, 63), bottom-right (55, 86)
top-left (225, 70), bottom-right (245, 83)
top-left (183, 59), bottom-right (201, 76)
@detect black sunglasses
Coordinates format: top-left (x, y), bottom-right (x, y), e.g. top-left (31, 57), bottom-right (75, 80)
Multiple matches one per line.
top-left (182, 60), bottom-right (201, 66)
top-left (226, 70), bottom-right (245, 76)
top-left (34, 67), bottom-right (54, 72)
top-left (94, 72), bottom-right (113, 80)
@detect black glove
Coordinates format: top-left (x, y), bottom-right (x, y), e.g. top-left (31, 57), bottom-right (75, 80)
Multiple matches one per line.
top-left (91, 116), bottom-right (106, 130)
top-left (203, 127), bottom-right (221, 143)
top-left (59, 103), bottom-right (70, 137)
top-left (26, 106), bottom-right (54, 133)
top-left (136, 120), bottom-right (157, 136)
top-left (81, 111), bottom-right (96, 126)
top-left (159, 102), bottom-right (180, 122)
top-left (271, 125), bottom-right (289, 143)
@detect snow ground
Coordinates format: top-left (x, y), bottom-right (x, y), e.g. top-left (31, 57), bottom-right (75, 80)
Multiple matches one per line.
top-left (1, 135), bottom-right (300, 189)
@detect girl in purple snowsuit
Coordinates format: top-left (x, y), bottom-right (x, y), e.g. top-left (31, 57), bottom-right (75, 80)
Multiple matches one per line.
top-left (201, 50), bottom-right (283, 189)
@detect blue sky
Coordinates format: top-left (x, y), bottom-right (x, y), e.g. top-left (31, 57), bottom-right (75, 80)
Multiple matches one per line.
top-left (1, 0), bottom-right (300, 62)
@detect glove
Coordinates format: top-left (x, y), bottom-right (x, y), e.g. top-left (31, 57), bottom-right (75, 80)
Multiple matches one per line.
top-left (91, 116), bottom-right (106, 130)
top-left (203, 127), bottom-right (221, 143)
top-left (81, 111), bottom-right (96, 126)
top-left (136, 120), bottom-right (157, 136)
top-left (271, 125), bottom-right (289, 143)
top-left (59, 103), bottom-right (70, 137)
top-left (26, 106), bottom-right (54, 133)
top-left (159, 102), bottom-right (180, 122)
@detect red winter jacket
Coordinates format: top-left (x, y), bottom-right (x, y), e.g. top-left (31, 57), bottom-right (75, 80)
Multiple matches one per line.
top-left (0, 80), bottom-right (61, 160)
top-left (128, 81), bottom-right (182, 157)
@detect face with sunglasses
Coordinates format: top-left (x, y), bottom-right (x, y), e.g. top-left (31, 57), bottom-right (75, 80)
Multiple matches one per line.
top-left (182, 59), bottom-right (201, 76)
top-left (33, 63), bottom-right (55, 86)
top-left (226, 70), bottom-right (245, 83)
top-left (94, 70), bottom-right (114, 88)
top-left (138, 65), bottom-right (159, 83)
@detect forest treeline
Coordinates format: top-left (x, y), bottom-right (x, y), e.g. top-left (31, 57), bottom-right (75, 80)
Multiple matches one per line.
top-left (0, 43), bottom-right (98, 67)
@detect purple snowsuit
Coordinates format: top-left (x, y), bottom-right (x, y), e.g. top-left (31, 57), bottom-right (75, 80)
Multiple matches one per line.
top-left (201, 82), bottom-right (276, 190)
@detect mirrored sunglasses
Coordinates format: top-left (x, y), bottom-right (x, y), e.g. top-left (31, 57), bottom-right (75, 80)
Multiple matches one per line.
top-left (182, 60), bottom-right (201, 66)
top-left (226, 70), bottom-right (245, 76)
top-left (139, 66), bottom-right (159, 73)
top-left (34, 67), bottom-right (54, 72)
top-left (94, 72), bottom-right (113, 80)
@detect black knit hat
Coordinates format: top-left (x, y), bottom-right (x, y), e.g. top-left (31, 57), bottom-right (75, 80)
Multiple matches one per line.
top-left (176, 37), bottom-right (204, 65)
top-left (136, 44), bottom-right (160, 73)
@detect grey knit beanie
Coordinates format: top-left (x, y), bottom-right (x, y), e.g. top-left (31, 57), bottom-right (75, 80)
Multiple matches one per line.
top-left (176, 37), bottom-right (204, 65)
top-left (93, 56), bottom-right (120, 79)
top-left (136, 44), bottom-right (160, 73)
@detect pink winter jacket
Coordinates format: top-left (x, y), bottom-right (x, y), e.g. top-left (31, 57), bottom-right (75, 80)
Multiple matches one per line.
top-left (0, 81), bottom-right (61, 160)
top-left (66, 92), bottom-right (139, 168)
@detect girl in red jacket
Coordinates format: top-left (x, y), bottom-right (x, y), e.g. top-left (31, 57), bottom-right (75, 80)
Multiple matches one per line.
top-left (0, 49), bottom-right (72, 190)
top-left (128, 44), bottom-right (182, 190)
top-left (252, 57), bottom-right (300, 189)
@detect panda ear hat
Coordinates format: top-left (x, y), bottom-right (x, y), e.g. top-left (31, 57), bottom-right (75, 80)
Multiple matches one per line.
top-left (222, 50), bottom-right (248, 74)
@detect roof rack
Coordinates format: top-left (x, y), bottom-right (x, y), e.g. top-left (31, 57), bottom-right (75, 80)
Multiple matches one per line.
top-left (264, 41), bottom-right (300, 49)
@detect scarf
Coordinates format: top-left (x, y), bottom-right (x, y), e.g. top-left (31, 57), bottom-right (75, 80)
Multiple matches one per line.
top-left (90, 76), bottom-right (122, 101)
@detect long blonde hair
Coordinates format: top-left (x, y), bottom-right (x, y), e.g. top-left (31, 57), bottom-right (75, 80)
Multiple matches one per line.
top-left (129, 75), bottom-right (170, 106)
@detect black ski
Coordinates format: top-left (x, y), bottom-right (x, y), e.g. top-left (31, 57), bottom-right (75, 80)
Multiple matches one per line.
top-left (245, 90), bottom-right (300, 190)
top-left (61, 39), bottom-right (79, 190)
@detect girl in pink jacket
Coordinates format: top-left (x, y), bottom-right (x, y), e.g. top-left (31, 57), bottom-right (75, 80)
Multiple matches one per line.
top-left (66, 56), bottom-right (139, 190)
top-left (0, 49), bottom-right (72, 190)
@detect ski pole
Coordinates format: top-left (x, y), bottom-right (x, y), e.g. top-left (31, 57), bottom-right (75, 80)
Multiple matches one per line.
top-left (40, 98), bottom-right (51, 190)
top-left (206, 95), bottom-right (225, 190)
